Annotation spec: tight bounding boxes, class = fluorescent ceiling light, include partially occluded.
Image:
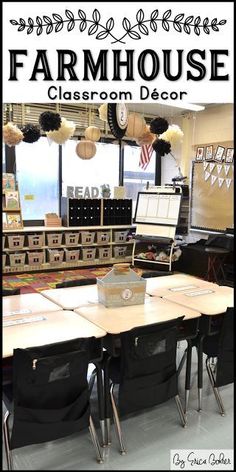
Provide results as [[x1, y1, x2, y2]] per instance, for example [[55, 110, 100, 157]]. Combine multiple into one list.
[[157, 101, 205, 112]]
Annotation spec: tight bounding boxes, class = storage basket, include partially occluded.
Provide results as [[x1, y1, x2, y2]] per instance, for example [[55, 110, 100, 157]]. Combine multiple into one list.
[[28, 234, 44, 248], [82, 248, 96, 261], [97, 231, 110, 244], [81, 231, 95, 245], [97, 263, 146, 307], [64, 248, 80, 262], [114, 230, 128, 243], [98, 247, 112, 260], [47, 233, 63, 247], [8, 234, 25, 249], [47, 248, 64, 264], [9, 252, 26, 267], [65, 232, 80, 246], [3, 254, 7, 268], [114, 246, 127, 258], [27, 251, 44, 266]]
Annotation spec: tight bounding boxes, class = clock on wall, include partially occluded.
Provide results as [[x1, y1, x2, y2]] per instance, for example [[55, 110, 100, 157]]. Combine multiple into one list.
[[107, 103, 128, 139]]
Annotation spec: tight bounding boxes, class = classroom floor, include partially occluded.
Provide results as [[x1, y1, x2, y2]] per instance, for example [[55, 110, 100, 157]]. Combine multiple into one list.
[[2, 343, 233, 470]]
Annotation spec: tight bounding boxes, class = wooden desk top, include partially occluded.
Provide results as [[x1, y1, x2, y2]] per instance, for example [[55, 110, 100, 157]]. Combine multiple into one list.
[[41, 285, 99, 310], [3, 310, 106, 358], [75, 297, 201, 335], [3, 293, 62, 317], [146, 273, 217, 297], [163, 286, 234, 316]]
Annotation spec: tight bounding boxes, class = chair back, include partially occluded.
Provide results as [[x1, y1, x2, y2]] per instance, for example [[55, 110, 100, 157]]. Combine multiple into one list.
[[3, 288, 21, 296], [10, 337, 92, 449], [216, 307, 234, 387], [142, 271, 173, 278], [118, 317, 184, 414], [56, 278, 96, 288]]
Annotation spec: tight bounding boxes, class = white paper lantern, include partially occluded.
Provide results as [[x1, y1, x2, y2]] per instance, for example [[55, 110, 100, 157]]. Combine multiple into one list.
[[76, 140, 96, 160]]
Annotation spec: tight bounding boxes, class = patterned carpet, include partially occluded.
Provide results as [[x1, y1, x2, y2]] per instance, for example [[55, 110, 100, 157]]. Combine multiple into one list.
[[2, 266, 143, 293]]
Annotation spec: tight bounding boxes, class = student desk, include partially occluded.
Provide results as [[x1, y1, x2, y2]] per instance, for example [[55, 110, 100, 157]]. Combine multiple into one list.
[[3, 292, 62, 317], [145, 273, 217, 298], [41, 285, 99, 310], [75, 297, 201, 438], [163, 286, 234, 411]]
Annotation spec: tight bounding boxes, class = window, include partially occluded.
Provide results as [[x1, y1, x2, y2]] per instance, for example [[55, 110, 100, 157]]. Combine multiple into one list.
[[123, 144, 156, 215], [15, 138, 59, 221], [62, 141, 119, 198]]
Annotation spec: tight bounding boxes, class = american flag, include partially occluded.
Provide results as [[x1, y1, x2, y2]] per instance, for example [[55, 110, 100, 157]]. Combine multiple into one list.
[[139, 144, 154, 170]]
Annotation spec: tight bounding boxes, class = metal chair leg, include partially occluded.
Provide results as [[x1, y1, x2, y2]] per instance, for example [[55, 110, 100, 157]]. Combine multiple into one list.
[[110, 384, 126, 455], [206, 358, 225, 416], [175, 395, 187, 428], [177, 348, 187, 376], [88, 368, 97, 395], [3, 410, 13, 470], [88, 416, 104, 464]]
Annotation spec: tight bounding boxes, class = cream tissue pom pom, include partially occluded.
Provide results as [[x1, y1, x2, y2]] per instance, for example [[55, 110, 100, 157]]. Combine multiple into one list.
[[47, 117, 75, 144], [3, 122, 23, 146], [159, 125, 184, 146]]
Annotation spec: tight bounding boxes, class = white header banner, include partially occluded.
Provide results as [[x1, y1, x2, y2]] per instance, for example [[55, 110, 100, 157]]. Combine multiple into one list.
[[2, 2, 234, 103]]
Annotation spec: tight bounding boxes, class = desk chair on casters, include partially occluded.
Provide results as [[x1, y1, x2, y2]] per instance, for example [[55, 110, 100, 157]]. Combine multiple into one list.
[[2, 338, 104, 470], [56, 278, 97, 288], [103, 317, 186, 454], [202, 307, 234, 416]]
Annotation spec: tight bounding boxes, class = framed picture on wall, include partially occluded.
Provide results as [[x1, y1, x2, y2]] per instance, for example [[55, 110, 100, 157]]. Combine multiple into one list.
[[225, 148, 234, 163], [205, 145, 213, 161], [195, 147, 204, 161], [214, 145, 225, 162]]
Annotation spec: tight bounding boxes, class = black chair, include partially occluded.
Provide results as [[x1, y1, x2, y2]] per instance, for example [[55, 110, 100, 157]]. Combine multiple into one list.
[[104, 317, 186, 453], [3, 288, 21, 296], [56, 278, 97, 288], [202, 307, 234, 416], [142, 271, 173, 279], [2, 338, 104, 469]]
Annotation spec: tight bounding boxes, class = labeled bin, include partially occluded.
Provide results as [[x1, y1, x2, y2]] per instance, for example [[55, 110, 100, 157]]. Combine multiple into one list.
[[81, 231, 95, 245], [64, 248, 80, 262], [97, 231, 110, 244], [98, 247, 112, 260], [28, 234, 44, 248], [27, 251, 44, 266], [47, 248, 64, 264], [65, 232, 80, 246], [114, 230, 128, 243], [97, 263, 146, 307], [47, 233, 63, 247], [8, 234, 25, 249], [82, 247, 96, 261], [9, 252, 26, 267], [114, 246, 127, 258]]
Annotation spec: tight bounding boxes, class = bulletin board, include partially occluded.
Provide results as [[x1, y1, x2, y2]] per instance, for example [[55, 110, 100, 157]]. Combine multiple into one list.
[[190, 162, 234, 232]]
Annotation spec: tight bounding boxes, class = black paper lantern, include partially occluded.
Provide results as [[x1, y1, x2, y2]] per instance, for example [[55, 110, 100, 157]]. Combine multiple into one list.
[[150, 117, 169, 135], [22, 124, 41, 143], [152, 138, 171, 156], [39, 111, 61, 132]]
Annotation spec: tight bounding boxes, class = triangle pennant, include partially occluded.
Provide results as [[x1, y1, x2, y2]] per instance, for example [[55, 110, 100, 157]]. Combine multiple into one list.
[[211, 174, 217, 186], [224, 164, 230, 176], [226, 178, 232, 189], [218, 177, 224, 188], [203, 162, 209, 171], [209, 163, 215, 173], [216, 164, 222, 174], [204, 171, 211, 181]]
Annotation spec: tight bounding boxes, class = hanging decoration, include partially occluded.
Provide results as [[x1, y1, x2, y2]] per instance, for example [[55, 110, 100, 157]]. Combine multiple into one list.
[[85, 126, 101, 142], [204, 171, 211, 181], [136, 125, 155, 146], [125, 112, 146, 139], [209, 163, 215, 173], [3, 122, 23, 146], [152, 138, 171, 156], [98, 104, 108, 122], [76, 140, 96, 160], [216, 164, 222, 174], [22, 124, 41, 143], [224, 164, 230, 176], [203, 162, 209, 171], [159, 124, 184, 145], [47, 117, 75, 144], [107, 103, 128, 139], [225, 178, 232, 189], [150, 117, 169, 135], [210, 174, 217, 186], [39, 111, 62, 132], [218, 177, 224, 188]]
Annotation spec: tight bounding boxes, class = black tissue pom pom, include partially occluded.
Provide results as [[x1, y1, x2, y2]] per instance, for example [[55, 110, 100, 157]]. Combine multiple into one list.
[[22, 124, 41, 143], [39, 111, 61, 132], [150, 117, 169, 135], [152, 139, 171, 156]]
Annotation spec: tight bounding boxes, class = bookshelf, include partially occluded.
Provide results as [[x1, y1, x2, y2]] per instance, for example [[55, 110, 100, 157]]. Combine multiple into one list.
[[2, 173, 23, 230]]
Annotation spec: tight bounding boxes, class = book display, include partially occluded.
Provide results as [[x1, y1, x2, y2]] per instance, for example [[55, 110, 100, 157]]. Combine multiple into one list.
[[2, 176, 23, 229]]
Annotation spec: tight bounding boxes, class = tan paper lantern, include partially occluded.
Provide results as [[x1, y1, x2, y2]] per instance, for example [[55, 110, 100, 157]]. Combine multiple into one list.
[[98, 104, 108, 122], [76, 140, 96, 160], [136, 125, 155, 146], [85, 126, 101, 142], [125, 113, 146, 139]]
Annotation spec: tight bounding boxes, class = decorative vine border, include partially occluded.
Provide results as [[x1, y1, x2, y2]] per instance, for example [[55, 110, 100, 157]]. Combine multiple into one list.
[[10, 8, 227, 43]]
